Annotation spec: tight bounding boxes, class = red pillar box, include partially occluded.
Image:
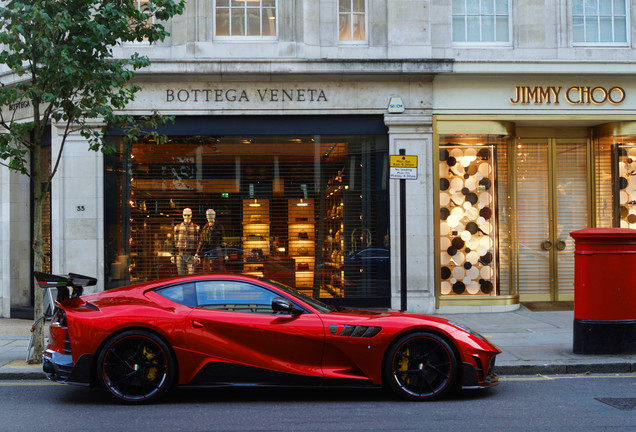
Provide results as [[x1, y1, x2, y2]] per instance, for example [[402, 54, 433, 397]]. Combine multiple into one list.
[[570, 228, 636, 354]]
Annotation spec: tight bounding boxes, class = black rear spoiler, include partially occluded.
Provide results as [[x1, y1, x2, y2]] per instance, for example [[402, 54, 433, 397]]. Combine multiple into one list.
[[34, 271, 97, 301]]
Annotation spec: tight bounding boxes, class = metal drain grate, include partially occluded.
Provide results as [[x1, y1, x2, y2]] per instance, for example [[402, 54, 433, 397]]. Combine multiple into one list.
[[595, 398, 636, 411]]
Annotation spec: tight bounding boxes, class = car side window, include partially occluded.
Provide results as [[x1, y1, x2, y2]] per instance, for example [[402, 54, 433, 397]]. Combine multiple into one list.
[[155, 282, 197, 307], [195, 281, 279, 314]]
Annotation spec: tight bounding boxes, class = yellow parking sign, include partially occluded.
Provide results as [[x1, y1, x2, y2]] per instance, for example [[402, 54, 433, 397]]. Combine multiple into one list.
[[390, 155, 418, 179], [390, 155, 418, 168]]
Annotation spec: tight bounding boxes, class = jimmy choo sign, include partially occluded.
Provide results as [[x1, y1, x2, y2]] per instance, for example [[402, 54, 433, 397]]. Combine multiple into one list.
[[165, 87, 329, 103], [510, 86, 625, 106]]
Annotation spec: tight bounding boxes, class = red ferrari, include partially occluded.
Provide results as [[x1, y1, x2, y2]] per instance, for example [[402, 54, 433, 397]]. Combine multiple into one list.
[[37, 272, 500, 404]]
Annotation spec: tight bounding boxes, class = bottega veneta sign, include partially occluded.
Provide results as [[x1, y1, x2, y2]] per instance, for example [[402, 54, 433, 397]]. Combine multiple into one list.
[[8, 100, 31, 111], [510, 86, 625, 105], [165, 87, 328, 103]]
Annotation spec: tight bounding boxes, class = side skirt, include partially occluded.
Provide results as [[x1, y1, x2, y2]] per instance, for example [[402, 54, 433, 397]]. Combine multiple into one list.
[[188, 362, 375, 388]]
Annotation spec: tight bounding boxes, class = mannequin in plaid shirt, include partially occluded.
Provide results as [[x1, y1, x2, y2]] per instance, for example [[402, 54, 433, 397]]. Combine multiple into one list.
[[171, 208, 199, 275]]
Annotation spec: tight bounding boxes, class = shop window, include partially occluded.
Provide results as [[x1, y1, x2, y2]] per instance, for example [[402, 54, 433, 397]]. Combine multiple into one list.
[[215, 0, 277, 38], [452, 0, 510, 43], [572, 0, 628, 45], [104, 134, 389, 306], [613, 140, 636, 228], [339, 0, 367, 42], [438, 135, 511, 297], [594, 136, 614, 227]]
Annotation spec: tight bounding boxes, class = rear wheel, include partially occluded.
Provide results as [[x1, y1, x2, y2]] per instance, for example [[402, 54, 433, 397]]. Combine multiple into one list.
[[97, 329, 175, 404], [383, 331, 458, 401]]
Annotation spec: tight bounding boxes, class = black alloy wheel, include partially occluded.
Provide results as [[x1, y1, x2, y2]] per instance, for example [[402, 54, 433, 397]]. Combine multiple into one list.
[[97, 329, 176, 404], [383, 331, 458, 401]]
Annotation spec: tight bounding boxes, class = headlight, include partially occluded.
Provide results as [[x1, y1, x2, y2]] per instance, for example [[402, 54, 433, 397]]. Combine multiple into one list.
[[448, 320, 486, 340]]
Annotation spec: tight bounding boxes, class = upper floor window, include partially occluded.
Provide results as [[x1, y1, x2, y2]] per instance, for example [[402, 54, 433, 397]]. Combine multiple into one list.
[[452, 0, 510, 44], [131, 0, 154, 31], [215, 0, 277, 38], [572, 0, 628, 44], [339, 0, 367, 42]]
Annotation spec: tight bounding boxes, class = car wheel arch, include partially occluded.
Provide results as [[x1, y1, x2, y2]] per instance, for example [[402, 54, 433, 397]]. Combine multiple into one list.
[[93, 327, 180, 391], [381, 328, 463, 397], [382, 327, 462, 367]]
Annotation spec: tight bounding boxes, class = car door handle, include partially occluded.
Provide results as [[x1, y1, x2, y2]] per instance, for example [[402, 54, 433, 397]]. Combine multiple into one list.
[[191, 320, 204, 328]]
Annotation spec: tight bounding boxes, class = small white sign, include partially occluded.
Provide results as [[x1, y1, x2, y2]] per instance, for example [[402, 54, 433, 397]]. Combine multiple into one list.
[[390, 167, 418, 180]]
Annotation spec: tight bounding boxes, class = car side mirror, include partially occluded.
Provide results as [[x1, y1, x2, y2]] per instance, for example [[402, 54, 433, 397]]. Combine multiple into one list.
[[272, 296, 302, 315]]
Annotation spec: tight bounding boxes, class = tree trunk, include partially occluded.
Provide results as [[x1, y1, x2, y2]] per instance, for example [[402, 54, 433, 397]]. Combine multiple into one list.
[[27, 140, 45, 364]]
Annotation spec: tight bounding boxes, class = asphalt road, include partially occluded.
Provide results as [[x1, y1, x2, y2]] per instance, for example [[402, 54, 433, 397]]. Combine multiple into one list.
[[0, 374, 635, 431]]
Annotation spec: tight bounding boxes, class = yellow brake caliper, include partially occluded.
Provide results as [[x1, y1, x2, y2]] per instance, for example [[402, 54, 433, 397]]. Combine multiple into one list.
[[398, 347, 410, 385], [143, 345, 159, 381]]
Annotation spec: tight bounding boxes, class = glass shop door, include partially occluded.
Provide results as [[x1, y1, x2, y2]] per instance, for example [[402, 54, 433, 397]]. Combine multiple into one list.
[[515, 138, 590, 302]]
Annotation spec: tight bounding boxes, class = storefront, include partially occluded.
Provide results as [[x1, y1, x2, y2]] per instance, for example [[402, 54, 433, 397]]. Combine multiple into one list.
[[433, 74, 636, 311], [104, 115, 391, 307], [8, 70, 636, 316], [95, 75, 443, 310]]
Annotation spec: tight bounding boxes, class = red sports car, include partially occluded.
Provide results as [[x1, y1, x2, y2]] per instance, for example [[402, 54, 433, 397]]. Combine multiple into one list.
[[38, 272, 500, 404]]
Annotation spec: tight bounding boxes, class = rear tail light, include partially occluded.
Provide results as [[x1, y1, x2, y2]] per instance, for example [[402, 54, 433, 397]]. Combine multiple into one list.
[[48, 309, 70, 354]]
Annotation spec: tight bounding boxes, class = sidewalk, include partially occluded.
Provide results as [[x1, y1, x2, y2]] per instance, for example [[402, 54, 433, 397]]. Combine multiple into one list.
[[1, 307, 635, 380], [0, 318, 39, 380], [446, 307, 636, 375]]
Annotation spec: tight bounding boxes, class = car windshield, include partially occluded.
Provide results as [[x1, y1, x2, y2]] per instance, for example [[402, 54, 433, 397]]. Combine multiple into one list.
[[257, 277, 340, 313]]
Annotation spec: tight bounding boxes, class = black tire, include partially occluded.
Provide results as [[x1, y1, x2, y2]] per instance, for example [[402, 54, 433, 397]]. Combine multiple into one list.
[[97, 329, 176, 404], [383, 331, 458, 401]]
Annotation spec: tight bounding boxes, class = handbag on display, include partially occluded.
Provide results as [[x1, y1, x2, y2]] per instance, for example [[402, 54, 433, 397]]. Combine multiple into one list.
[[298, 232, 309, 239], [297, 262, 310, 270]]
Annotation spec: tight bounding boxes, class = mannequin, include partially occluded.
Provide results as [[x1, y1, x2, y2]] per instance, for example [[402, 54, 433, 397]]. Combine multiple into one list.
[[196, 209, 225, 273], [171, 208, 199, 275]]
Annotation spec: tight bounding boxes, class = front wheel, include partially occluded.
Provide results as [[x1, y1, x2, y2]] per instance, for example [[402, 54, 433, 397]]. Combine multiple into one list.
[[97, 329, 176, 404], [383, 331, 458, 401]]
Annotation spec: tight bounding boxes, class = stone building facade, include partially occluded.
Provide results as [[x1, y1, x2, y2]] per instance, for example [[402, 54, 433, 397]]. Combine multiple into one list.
[[2, 1, 636, 317]]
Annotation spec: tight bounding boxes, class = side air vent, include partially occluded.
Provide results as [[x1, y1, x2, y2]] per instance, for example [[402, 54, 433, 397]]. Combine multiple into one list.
[[329, 325, 381, 338]]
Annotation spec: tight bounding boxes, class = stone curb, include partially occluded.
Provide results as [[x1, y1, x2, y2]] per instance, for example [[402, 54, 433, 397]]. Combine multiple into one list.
[[496, 362, 636, 376], [0, 368, 45, 380], [1, 363, 635, 381]]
